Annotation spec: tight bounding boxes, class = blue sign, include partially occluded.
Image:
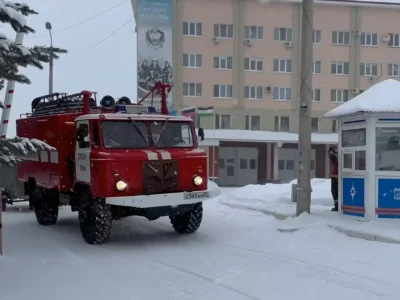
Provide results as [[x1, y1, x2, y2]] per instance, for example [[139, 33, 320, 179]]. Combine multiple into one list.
[[377, 178, 400, 209], [342, 177, 365, 207]]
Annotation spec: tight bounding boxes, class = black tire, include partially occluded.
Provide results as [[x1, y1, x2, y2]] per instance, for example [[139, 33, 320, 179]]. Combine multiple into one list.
[[78, 196, 112, 244], [170, 203, 203, 234], [33, 188, 59, 225]]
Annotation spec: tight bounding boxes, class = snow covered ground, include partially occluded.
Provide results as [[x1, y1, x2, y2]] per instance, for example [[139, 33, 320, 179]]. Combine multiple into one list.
[[2, 182, 400, 300]]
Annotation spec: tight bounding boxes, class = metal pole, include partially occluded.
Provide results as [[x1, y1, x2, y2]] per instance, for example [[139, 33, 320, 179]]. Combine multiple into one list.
[[296, 0, 314, 216], [0, 31, 25, 139], [49, 30, 53, 94]]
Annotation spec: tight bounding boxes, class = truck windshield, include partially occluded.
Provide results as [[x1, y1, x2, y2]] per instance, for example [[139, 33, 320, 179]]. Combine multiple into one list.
[[150, 121, 194, 148], [101, 121, 149, 149]]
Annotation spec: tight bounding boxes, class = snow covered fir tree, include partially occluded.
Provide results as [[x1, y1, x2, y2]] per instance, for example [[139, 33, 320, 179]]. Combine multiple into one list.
[[0, 1, 66, 164]]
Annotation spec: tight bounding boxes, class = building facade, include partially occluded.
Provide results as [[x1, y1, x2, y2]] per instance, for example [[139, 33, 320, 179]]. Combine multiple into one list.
[[171, 0, 400, 133], [132, 0, 400, 185]]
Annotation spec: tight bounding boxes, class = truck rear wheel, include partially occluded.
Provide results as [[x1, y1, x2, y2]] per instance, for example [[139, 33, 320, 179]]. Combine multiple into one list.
[[170, 203, 203, 234], [33, 188, 59, 225], [78, 197, 112, 244]]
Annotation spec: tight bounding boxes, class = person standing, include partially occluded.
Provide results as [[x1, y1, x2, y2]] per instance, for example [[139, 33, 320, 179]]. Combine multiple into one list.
[[328, 146, 339, 212]]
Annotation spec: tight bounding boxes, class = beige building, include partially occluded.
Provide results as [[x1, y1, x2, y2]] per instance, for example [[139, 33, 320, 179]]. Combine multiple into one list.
[[163, 0, 400, 133], [132, 0, 400, 185]]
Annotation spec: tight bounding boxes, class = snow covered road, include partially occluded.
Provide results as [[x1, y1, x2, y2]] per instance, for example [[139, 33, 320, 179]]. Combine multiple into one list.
[[2, 190, 400, 300]]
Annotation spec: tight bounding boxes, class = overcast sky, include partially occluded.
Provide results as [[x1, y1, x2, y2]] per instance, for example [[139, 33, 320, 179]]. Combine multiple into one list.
[[1, 0, 137, 136]]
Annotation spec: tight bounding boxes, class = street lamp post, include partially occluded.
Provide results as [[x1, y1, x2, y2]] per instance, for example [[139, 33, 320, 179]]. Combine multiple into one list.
[[45, 21, 53, 94]]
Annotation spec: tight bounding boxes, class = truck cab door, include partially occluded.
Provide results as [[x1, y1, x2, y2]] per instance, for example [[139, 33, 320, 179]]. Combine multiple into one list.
[[75, 120, 91, 183]]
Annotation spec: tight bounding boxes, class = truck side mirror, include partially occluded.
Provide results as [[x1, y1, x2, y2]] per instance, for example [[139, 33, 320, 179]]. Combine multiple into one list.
[[198, 128, 204, 141], [76, 125, 88, 143]]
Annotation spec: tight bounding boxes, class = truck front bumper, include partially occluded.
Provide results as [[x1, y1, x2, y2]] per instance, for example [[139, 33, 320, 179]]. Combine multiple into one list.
[[105, 187, 221, 208]]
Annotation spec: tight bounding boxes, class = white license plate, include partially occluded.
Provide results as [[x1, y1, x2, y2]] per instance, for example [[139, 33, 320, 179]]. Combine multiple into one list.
[[183, 191, 210, 200]]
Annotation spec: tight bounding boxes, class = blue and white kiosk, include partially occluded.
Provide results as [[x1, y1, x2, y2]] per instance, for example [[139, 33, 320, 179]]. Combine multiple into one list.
[[325, 79, 400, 221]]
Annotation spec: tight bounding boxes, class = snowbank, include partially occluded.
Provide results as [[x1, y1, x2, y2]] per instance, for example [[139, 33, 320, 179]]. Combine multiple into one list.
[[220, 178, 333, 215]]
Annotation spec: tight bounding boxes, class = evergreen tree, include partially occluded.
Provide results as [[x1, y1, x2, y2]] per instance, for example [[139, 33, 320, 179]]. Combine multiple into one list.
[[0, 1, 67, 89], [0, 1, 65, 163], [0, 137, 55, 166]]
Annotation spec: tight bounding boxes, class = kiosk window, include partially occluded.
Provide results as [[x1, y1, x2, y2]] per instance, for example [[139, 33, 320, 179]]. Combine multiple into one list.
[[342, 153, 352, 169], [355, 150, 366, 170], [376, 127, 400, 171], [342, 128, 366, 147]]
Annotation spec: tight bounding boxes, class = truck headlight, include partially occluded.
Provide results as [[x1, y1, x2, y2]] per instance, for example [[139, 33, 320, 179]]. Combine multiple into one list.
[[116, 180, 127, 191], [193, 175, 203, 186]]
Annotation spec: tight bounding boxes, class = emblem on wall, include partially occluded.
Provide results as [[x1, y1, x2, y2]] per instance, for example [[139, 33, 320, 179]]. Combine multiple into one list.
[[145, 28, 165, 50]]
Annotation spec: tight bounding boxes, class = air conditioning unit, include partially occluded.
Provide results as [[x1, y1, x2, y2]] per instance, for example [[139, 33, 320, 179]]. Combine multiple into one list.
[[244, 39, 252, 45], [353, 30, 361, 36], [368, 76, 376, 81], [382, 34, 391, 43], [212, 37, 220, 44], [351, 88, 359, 94], [265, 86, 272, 92], [284, 41, 292, 48]]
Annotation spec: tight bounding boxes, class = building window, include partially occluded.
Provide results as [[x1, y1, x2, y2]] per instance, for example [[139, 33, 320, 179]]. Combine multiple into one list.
[[244, 86, 263, 100], [311, 118, 319, 132], [183, 22, 202, 37], [389, 33, 400, 47], [245, 115, 261, 131], [214, 56, 233, 70], [331, 61, 349, 75], [215, 114, 231, 129], [183, 53, 202, 68], [313, 61, 321, 74], [332, 31, 350, 45], [244, 57, 263, 71], [273, 87, 291, 101], [360, 63, 378, 76], [274, 27, 293, 42], [388, 63, 400, 77], [214, 24, 234, 38], [331, 120, 338, 133], [245, 26, 263, 40], [312, 89, 321, 102], [275, 116, 290, 132], [313, 30, 321, 43], [331, 89, 349, 103], [213, 84, 233, 98], [361, 33, 378, 46], [273, 59, 292, 73], [183, 83, 202, 97]]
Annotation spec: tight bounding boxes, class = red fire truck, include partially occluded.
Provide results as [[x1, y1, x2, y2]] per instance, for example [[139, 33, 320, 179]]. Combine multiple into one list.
[[16, 82, 220, 244]]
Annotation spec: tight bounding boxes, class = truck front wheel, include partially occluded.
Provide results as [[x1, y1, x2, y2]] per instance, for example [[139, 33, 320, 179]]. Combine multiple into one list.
[[78, 197, 112, 244], [170, 203, 203, 234], [34, 188, 59, 225]]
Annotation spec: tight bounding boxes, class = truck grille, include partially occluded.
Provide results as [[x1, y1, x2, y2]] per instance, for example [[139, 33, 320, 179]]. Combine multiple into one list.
[[142, 160, 179, 195]]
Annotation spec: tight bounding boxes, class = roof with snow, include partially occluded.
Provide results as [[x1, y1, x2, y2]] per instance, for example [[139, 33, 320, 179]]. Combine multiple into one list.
[[324, 79, 400, 119], [199, 129, 338, 145]]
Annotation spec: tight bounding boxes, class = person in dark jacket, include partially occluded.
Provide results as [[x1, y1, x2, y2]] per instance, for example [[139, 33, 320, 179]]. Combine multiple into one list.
[[328, 146, 339, 211]]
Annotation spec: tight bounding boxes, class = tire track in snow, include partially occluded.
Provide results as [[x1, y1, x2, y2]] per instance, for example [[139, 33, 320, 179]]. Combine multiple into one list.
[[192, 234, 400, 298], [140, 256, 263, 300]]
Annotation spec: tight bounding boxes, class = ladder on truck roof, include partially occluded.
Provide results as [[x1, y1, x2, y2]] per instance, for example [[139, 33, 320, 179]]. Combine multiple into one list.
[[29, 92, 98, 117]]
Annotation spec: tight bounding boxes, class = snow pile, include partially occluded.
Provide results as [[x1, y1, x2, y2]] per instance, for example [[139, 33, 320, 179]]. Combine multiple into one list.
[[220, 178, 333, 215], [0, 136, 55, 166], [325, 79, 400, 118]]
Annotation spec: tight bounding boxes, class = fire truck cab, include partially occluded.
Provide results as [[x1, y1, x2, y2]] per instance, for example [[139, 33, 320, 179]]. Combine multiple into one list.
[[16, 87, 220, 244]]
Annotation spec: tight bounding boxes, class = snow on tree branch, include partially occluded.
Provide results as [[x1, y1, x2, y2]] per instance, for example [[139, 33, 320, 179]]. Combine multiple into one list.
[[0, 136, 56, 166], [0, 1, 67, 90]]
